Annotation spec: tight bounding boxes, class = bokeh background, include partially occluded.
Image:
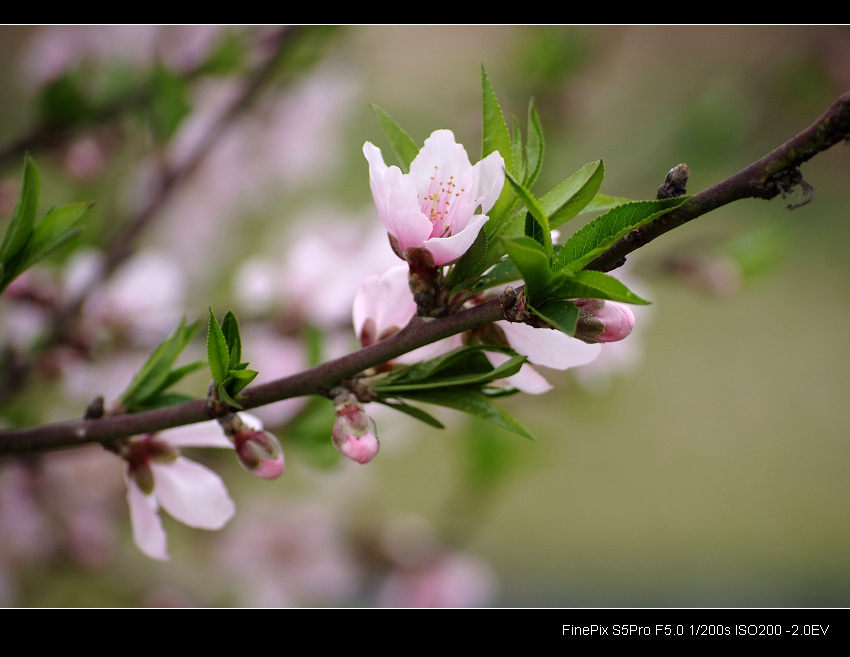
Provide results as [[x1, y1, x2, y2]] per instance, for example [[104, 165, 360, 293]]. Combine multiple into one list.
[[0, 25, 849, 606]]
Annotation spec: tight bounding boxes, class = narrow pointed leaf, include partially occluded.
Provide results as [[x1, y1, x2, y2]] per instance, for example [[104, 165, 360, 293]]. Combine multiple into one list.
[[556, 197, 688, 271], [524, 101, 544, 188], [502, 236, 552, 301], [511, 115, 525, 183], [373, 354, 527, 392], [530, 298, 579, 335], [220, 310, 241, 369], [0, 155, 40, 264], [378, 399, 446, 429], [505, 170, 551, 259], [396, 388, 536, 440], [207, 309, 230, 385], [542, 160, 605, 229], [549, 269, 650, 304], [371, 104, 419, 173]]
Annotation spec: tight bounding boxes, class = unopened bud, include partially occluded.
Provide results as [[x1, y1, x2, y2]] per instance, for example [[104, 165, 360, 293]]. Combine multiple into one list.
[[233, 429, 285, 480], [332, 403, 380, 464], [573, 299, 635, 344]]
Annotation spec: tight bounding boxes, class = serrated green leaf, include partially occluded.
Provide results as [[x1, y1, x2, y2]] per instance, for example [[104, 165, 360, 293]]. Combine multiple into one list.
[[524, 101, 544, 188], [502, 236, 552, 301], [134, 392, 198, 412], [377, 399, 445, 429], [580, 193, 635, 215], [505, 170, 551, 259], [542, 160, 605, 229], [371, 104, 419, 173], [226, 368, 258, 397], [7, 202, 91, 278], [511, 115, 525, 183], [530, 298, 579, 335], [556, 197, 688, 271], [549, 269, 650, 304], [120, 319, 199, 409], [0, 156, 40, 265], [215, 383, 243, 410], [373, 354, 526, 392], [220, 310, 241, 369], [160, 360, 205, 391], [207, 309, 230, 385], [383, 344, 517, 386], [481, 66, 513, 172], [395, 388, 535, 440]]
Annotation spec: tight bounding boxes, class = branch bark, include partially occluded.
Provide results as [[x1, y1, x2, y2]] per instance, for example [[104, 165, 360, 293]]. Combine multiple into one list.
[[584, 91, 850, 273]]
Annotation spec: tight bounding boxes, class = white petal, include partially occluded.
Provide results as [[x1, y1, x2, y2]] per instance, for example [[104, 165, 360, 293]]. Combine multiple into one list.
[[485, 351, 553, 395], [151, 457, 235, 530], [500, 321, 601, 370], [159, 420, 233, 449], [125, 474, 169, 561], [470, 150, 506, 214]]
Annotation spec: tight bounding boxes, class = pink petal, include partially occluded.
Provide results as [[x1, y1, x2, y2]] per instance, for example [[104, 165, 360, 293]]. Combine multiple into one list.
[[125, 474, 169, 561], [151, 457, 235, 530]]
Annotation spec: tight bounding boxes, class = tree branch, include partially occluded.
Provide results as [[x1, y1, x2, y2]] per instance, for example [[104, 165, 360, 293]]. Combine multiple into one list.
[[585, 91, 850, 273], [3, 91, 849, 457], [0, 297, 504, 455]]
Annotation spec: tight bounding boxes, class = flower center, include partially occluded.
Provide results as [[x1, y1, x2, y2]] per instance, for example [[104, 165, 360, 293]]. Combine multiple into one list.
[[421, 165, 465, 238]]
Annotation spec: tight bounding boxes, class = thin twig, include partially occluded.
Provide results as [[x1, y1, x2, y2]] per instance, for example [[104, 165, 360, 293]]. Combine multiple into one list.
[[584, 91, 850, 273]]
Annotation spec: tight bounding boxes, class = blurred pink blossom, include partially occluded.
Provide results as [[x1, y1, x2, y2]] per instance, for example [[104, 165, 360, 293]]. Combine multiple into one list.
[[364, 130, 504, 266]]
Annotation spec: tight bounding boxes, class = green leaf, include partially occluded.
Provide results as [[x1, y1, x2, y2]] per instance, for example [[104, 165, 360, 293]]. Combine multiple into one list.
[[377, 399, 445, 429], [580, 193, 635, 215], [371, 104, 419, 173], [220, 310, 241, 369], [149, 64, 191, 140], [215, 383, 243, 410], [394, 388, 535, 440], [542, 160, 605, 229], [530, 298, 579, 335], [502, 236, 552, 301], [511, 115, 525, 183], [225, 368, 258, 397], [0, 156, 40, 264], [120, 319, 199, 410], [524, 101, 544, 188], [556, 197, 688, 271], [382, 344, 517, 386], [160, 361, 205, 391], [9, 202, 91, 275], [373, 354, 526, 392], [505, 170, 551, 259], [481, 66, 513, 172], [549, 269, 650, 304], [207, 309, 230, 385]]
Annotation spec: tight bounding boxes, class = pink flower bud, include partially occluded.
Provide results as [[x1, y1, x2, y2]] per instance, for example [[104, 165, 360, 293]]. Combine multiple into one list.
[[573, 299, 636, 344], [332, 405, 380, 464], [594, 301, 636, 342], [233, 429, 285, 480]]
